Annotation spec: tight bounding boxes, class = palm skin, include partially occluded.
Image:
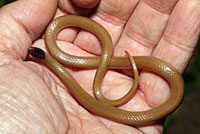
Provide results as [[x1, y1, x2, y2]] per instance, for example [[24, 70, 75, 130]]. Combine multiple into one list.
[[0, 0, 199, 134]]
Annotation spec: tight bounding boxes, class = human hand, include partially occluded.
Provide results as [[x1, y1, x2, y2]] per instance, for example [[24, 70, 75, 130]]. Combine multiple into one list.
[[0, 0, 199, 134]]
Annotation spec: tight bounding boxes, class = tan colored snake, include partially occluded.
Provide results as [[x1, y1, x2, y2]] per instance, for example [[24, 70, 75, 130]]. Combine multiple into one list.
[[28, 15, 184, 125]]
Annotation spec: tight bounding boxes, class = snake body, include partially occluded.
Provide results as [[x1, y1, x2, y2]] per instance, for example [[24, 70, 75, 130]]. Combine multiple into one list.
[[28, 15, 184, 125]]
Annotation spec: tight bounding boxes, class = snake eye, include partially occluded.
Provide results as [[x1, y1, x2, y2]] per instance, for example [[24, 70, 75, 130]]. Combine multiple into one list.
[[28, 47, 45, 60]]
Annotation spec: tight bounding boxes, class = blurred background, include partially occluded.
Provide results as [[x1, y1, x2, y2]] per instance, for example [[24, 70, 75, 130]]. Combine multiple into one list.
[[1, 0, 200, 134]]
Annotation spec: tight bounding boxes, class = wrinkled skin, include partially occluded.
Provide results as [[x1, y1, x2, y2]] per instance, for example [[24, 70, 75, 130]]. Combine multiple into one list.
[[0, 0, 199, 134]]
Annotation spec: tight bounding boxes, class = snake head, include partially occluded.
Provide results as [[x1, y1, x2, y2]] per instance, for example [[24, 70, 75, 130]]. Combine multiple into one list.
[[28, 47, 45, 60]]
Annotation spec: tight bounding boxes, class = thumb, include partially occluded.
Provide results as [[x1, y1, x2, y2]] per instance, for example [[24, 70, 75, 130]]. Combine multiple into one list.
[[0, 0, 57, 61]]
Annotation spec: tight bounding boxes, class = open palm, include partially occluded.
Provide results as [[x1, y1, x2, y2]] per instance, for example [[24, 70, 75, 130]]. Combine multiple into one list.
[[0, 0, 199, 134]]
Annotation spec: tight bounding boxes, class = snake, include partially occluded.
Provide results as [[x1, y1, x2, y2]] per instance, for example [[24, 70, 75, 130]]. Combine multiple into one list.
[[28, 15, 184, 125]]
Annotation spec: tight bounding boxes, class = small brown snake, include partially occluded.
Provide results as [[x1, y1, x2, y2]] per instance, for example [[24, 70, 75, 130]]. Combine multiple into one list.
[[28, 15, 184, 125]]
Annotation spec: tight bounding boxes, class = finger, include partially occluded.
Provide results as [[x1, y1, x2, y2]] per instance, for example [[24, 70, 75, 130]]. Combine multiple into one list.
[[58, 0, 92, 15], [114, 0, 179, 56], [153, 0, 200, 71], [74, 0, 139, 55], [0, 0, 57, 60], [140, 0, 200, 108], [71, 0, 100, 8]]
